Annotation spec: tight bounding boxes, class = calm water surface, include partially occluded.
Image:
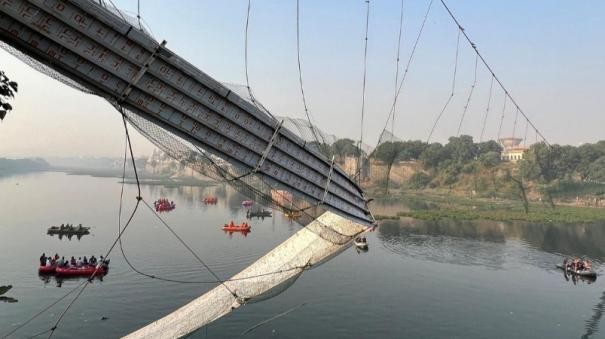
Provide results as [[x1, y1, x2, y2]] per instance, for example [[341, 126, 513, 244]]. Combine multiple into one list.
[[1, 172, 605, 338]]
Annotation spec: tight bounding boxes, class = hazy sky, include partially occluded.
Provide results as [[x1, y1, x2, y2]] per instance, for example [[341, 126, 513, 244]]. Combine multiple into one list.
[[1, 0, 604, 157]]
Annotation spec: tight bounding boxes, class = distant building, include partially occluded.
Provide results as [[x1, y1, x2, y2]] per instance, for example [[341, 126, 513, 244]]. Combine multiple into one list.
[[499, 138, 527, 162]]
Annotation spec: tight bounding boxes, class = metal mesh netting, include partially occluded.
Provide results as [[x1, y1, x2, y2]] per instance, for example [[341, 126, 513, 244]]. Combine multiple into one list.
[[377, 129, 403, 146], [119, 104, 356, 246], [0, 41, 95, 95], [0, 14, 360, 246], [222, 83, 337, 155]]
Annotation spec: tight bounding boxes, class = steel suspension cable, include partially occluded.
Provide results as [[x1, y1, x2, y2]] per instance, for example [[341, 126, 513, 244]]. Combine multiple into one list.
[[438, 0, 549, 145], [296, 0, 326, 147], [357, 0, 370, 183], [426, 29, 460, 142], [378, 0, 434, 146], [46, 113, 142, 339], [497, 94, 507, 141], [479, 75, 494, 142], [456, 53, 479, 136], [390, 0, 405, 140], [512, 107, 519, 138]]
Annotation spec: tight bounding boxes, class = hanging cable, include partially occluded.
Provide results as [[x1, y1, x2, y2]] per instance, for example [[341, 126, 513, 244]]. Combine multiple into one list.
[[523, 118, 529, 147], [378, 0, 433, 146], [357, 0, 370, 183], [0, 281, 87, 338], [426, 29, 460, 142], [511, 107, 519, 138], [46, 112, 142, 339], [456, 53, 479, 136], [242, 0, 276, 122], [497, 94, 507, 141], [296, 0, 327, 147], [479, 75, 494, 142], [390, 0, 405, 140], [136, 0, 142, 29], [438, 0, 549, 145]]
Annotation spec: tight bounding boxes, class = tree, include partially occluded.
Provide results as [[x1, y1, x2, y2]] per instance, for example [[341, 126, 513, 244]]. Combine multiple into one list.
[[444, 135, 477, 163], [478, 151, 501, 168], [476, 140, 502, 156], [577, 143, 604, 180], [332, 138, 357, 163], [588, 156, 605, 181], [372, 141, 403, 194], [398, 140, 428, 161], [0, 71, 18, 121], [419, 143, 447, 169]]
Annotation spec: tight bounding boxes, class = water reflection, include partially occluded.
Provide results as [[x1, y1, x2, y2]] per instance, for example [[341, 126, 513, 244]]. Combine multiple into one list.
[[379, 218, 605, 265], [38, 274, 105, 288], [583, 290, 605, 339], [378, 219, 507, 269], [47, 233, 87, 241], [0, 285, 17, 303]]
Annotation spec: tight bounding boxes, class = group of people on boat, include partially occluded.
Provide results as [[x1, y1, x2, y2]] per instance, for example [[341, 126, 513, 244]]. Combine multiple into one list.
[[222, 221, 251, 236], [203, 196, 218, 204], [154, 198, 176, 212], [39, 253, 108, 268], [563, 257, 592, 272], [48, 223, 89, 233]]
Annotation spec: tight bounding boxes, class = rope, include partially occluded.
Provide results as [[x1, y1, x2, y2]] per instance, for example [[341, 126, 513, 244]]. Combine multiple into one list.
[[1, 281, 87, 338], [241, 303, 306, 335], [426, 29, 460, 142], [296, 0, 327, 147], [140, 199, 237, 296], [479, 75, 494, 142], [438, 0, 549, 145], [46, 113, 142, 338], [390, 0, 405, 140], [456, 53, 479, 136], [243, 0, 276, 122], [378, 0, 433, 146], [357, 0, 370, 183]]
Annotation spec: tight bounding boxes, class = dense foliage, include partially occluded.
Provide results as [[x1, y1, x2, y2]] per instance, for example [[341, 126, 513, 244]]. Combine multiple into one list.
[[0, 71, 18, 121], [519, 141, 605, 183]]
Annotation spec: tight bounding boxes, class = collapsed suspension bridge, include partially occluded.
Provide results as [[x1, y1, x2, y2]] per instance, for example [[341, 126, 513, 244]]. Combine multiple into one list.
[[0, 0, 551, 338]]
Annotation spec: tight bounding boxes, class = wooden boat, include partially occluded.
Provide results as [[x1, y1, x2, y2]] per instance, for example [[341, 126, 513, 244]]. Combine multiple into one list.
[[47, 224, 90, 235], [241, 200, 254, 207], [556, 264, 597, 278], [247, 209, 272, 218]]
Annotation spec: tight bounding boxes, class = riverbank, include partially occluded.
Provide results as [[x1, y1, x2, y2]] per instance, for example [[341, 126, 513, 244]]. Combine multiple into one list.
[[63, 168, 215, 187], [372, 191, 605, 224]]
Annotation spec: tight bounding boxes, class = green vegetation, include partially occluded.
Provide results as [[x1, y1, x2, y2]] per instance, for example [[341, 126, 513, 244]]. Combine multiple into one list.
[[398, 204, 605, 224], [0, 70, 18, 121], [376, 192, 605, 224]]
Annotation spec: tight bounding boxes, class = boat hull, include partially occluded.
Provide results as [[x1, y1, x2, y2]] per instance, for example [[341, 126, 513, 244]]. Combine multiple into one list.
[[55, 265, 108, 277], [556, 264, 597, 278]]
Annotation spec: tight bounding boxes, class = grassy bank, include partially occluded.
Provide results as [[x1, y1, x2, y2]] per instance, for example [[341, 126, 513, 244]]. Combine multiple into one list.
[[373, 191, 605, 224]]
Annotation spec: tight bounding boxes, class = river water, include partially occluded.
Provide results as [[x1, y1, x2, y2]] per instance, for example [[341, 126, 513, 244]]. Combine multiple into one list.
[[1, 172, 604, 338]]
